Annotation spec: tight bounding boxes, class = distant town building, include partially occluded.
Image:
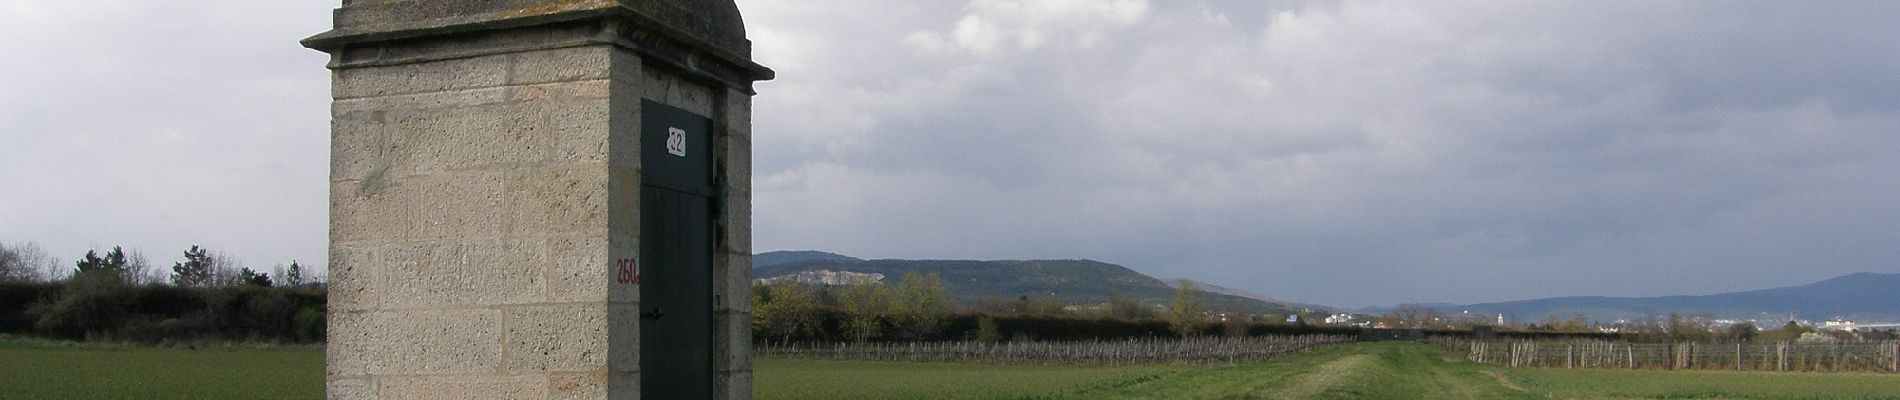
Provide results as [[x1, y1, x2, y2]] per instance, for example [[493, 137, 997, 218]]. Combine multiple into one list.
[[1822, 320, 1857, 331], [755, 269, 885, 286]]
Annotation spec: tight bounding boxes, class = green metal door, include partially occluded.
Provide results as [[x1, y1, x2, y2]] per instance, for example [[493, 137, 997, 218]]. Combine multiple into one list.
[[639, 99, 715, 400]]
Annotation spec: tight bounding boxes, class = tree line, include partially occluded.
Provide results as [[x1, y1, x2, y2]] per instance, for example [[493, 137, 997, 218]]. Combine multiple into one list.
[[1375, 303, 1895, 343], [0, 241, 319, 288], [0, 240, 325, 344], [753, 274, 1359, 343]]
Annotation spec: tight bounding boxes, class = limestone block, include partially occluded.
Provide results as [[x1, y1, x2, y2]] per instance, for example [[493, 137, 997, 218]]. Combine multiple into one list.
[[607, 50, 646, 89], [333, 87, 512, 115], [607, 371, 640, 400], [505, 304, 609, 373], [712, 252, 750, 312], [378, 103, 552, 176], [720, 127, 751, 197], [330, 309, 504, 376], [718, 193, 751, 258], [379, 239, 547, 309], [607, 304, 641, 372], [550, 99, 613, 163], [711, 310, 752, 373], [376, 375, 549, 400], [641, 69, 715, 117], [713, 371, 752, 400], [334, 55, 510, 99], [330, 172, 504, 246], [333, 92, 557, 181], [605, 168, 641, 240], [513, 46, 614, 85], [549, 370, 609, 400], [504, 163, 610, 236], [604, 230, 640, 305], [606, 74, 644, 169], [547, 234, 610, 303], [721, 88, 752, 130], [329, 112, 387, 184], [510, 80, 612, 103], [327, 310, 375, 377], [326, 245, 378, 312], [327, 378, 375, 400]]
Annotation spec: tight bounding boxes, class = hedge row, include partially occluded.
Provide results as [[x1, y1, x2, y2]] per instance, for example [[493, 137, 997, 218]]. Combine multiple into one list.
[[0, 278, 325, 344], [760, 308, 1367, 343]]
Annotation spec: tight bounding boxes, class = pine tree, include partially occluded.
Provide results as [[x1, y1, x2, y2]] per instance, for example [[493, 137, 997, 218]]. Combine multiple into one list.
[[74, 246, 129, 277], [284, 261, 304, 286], [239, 267, 272, 287], [171, 245, 214, 287]]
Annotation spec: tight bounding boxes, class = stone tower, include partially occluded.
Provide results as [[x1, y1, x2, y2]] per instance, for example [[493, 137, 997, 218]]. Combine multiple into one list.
[[303, 1, 770, 399]]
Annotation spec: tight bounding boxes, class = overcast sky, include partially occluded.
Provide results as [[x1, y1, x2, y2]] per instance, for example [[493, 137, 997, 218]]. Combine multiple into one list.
[[4, 1, 1898, 307]]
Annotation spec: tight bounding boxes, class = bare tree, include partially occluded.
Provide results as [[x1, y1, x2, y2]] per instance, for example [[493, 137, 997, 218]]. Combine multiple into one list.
[[0, 242, 59, 282], [891, 272, 951, 339], [1384, 304, 1443, 329], [760, 283, 821, 343], [1167, 280, 1209, 337], [122, 248, 159, 285], [0, 243, 26, 282], [209, 250, 246, 287], [271, 263, 288, 287], [43, 255, 66, 282], [837, 280, 893, 342]]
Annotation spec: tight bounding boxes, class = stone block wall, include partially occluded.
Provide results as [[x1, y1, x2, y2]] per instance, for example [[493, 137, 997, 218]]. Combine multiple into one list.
[[311, 2, 768, 398], [326, 40, 637, 399]]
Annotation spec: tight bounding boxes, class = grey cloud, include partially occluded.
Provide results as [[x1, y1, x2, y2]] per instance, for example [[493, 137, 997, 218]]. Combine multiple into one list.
[[3, 1, 1895, 308], [741, 0, 1900, 307], [0, 2, 333, 272]]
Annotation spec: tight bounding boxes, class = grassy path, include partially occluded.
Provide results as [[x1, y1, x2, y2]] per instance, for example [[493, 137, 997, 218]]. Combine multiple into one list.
[[1035, 342, 1537, 400], [1267, 354, 1370, 399], [759, 342, 1900, 400], [755, 357, 1178, 400]]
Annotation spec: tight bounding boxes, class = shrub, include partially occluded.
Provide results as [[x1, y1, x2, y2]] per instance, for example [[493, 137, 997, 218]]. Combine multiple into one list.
[[292, 306, 325, 342], [32, 273, 134, 339], [0, 281, 59, 333]]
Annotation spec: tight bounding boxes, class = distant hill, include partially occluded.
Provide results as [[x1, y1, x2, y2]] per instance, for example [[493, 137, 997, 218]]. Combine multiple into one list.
[[752, 253, 1317, 315], [1180, 279, 1335, 313], [755, 250, 860, 268], [1404, 272, 1900, 322]]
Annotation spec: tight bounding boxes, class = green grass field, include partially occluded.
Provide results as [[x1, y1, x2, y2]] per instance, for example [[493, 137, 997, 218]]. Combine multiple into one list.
[[3, 340, 1896, 399], [756, 358, 1178, 400], [1506, 368, 1900, 400], [0, 340, 323, 400]]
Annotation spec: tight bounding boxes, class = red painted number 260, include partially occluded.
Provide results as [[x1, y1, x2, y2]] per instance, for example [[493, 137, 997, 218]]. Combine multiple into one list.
[[616, 258, 640, 285]]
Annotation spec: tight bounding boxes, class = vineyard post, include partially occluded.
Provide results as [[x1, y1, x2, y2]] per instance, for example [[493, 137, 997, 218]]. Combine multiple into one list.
[[1666, 343, 1675, 370]]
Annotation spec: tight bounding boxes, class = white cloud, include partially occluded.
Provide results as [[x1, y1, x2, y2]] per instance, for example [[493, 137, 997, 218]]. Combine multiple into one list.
[[921, 0, 1153, 56]]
